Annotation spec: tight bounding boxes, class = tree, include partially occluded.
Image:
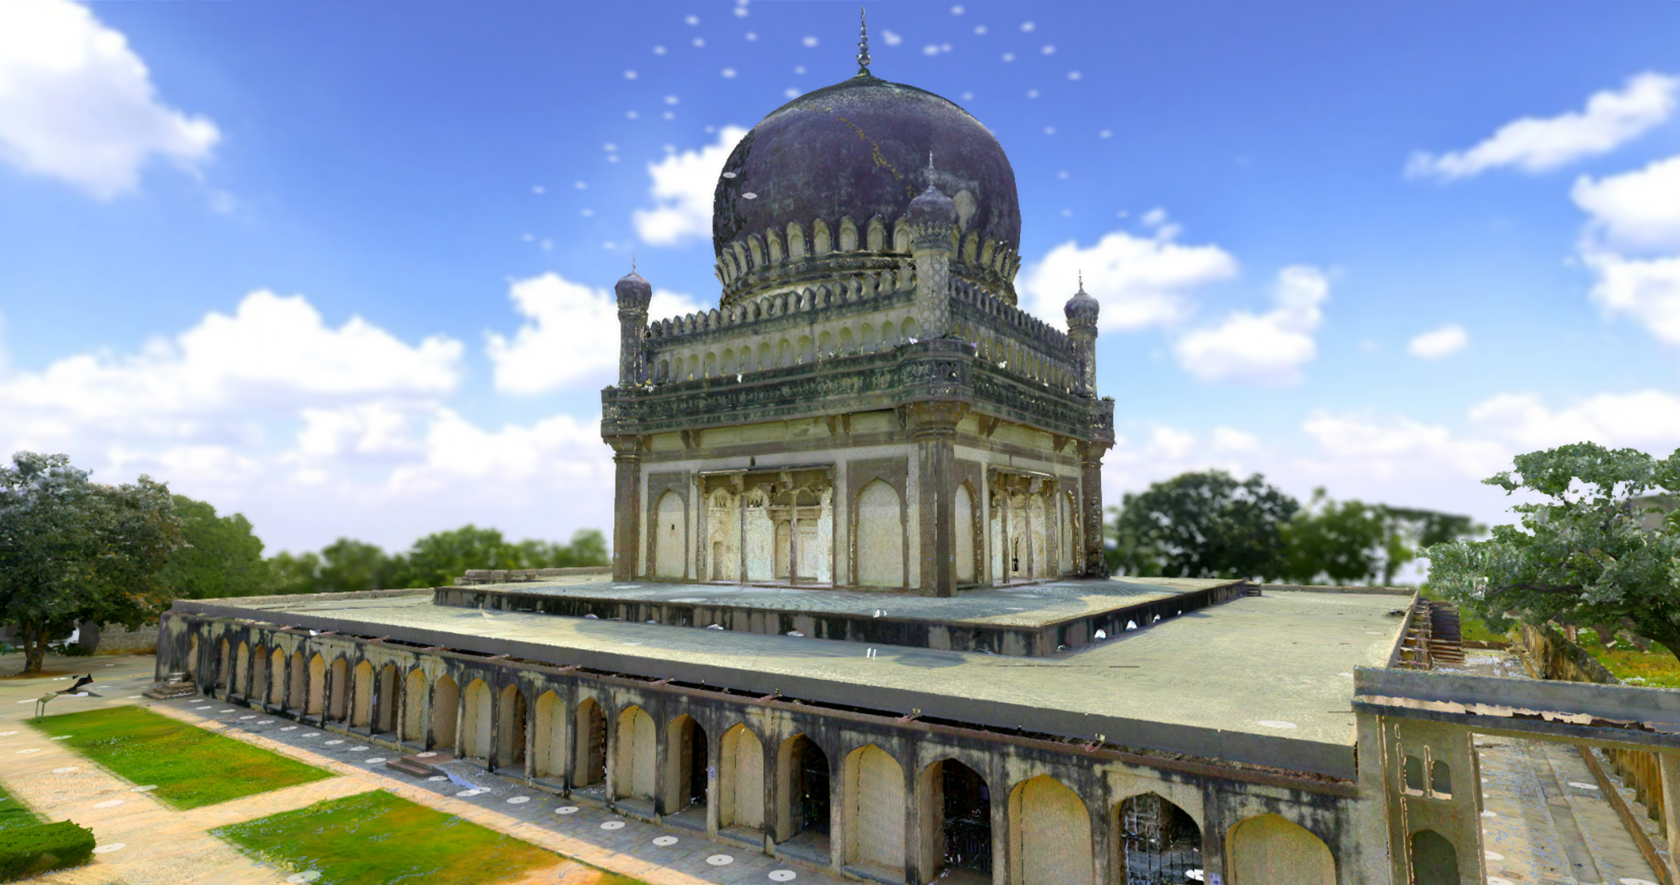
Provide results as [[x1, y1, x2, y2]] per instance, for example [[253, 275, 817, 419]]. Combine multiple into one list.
[[268, 550, 324, 595], [1282, 489, 1390, 584], [388, 525, 520, 589], [1110, 470, 1300, 580], [0, 452, 184, 673], [515, 529, 610, 569], [319, 538, 400, 594], [1426, 442, 1680, 664], [156, 495, 269, 599], [1380, 507, 1482, 585]]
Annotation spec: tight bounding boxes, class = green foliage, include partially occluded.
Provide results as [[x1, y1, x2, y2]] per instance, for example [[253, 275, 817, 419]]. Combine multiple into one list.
[[266, 527, 609, 594], [1110, 470, 1300, 580], [1281, 491, 1482, 585], [1426, 441, 1680, 664], [214, 790, 570, 885], [157, 495, 269, 599], [0, 452, 184, 672], [0, 784, 43, 833], [32, 706, 332, 809], [0, 820, 96, 881]]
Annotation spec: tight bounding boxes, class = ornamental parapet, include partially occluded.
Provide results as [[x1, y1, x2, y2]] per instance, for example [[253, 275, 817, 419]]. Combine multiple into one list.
[[712, 213, 1021, 308]]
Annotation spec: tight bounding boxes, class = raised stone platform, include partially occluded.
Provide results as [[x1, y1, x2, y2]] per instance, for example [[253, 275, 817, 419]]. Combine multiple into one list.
[[431, 576, 1250, 656]]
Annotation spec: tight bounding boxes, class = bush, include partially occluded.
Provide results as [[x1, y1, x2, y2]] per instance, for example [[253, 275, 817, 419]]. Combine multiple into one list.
[[0, 820, 96, 881]]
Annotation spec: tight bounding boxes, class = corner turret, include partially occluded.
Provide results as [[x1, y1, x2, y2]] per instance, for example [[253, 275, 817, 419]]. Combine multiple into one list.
[[1064, 276, 1099, 397], [615, 270, 652, 386]]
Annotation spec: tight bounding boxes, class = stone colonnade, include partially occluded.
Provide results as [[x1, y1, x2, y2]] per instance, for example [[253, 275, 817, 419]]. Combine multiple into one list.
[[178, 619, 1361, 885]]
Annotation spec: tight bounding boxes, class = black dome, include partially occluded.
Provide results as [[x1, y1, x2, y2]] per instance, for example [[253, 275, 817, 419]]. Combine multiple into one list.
[[712, 73, 1020, 257]]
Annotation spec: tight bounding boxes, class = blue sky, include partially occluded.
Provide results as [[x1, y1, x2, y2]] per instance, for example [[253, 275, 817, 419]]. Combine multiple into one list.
[[3, 0, 1680, 558]]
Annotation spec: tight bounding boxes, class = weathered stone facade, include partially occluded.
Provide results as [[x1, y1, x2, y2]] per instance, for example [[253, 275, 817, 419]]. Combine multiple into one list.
[[602, 75, 1113, 596]]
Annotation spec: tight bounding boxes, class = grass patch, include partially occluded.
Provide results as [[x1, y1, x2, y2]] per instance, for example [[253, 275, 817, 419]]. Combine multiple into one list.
[[1417, 586, 1511, 645], [30, 706, 331, 810], [214, 790, 578, 885], [0, 783, 42, 833], [1570, 631, 1680, 689]]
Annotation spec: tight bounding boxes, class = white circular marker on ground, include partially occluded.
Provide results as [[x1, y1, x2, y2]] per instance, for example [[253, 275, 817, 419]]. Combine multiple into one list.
[[427, 776, 448, 782], [365, 758, 386, 764], [1257, 720, 1297, 729], [506, 796, 530, 804], [15, 749, 38, 754], [1481, 810, 1497, 818], [12, 700, 32, 705], [652, 836, 678, 847], [92, 843, 126, 854], [348, 746, 368, 752], [287, 872, 323, 884], [417, 751, 437, 757], [1567, 781, 1599, 790], [53, 767, 78, 774], [706, 854, 734, 866], [94, 799, 123, 808], [0, 732, 15, 737], [240, 715, 258, 720], [132, 785, 157, 792], [324, 740, 343, 745], [557, 806, 579, 814], [456, 789, 487, 798], [281, 726, 297, 731], [1484, 851, 1503, 861], [600, 821, 625, 830], [125, 695, 143, 699], [769, 870, 797, 881]]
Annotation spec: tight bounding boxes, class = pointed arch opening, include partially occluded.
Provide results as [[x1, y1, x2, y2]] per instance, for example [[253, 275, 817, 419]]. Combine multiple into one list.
[[1408, 828, 1460, 885], [461, 678, 492, 762], [288, 650, 305, 710], [1227, 814, 1334, 885], [575, 697, 607, 790], [665, 714, 709, 818], [497, 684, 527, 770], [328, 657, 349, 721], [844, 745, 906, 873], [431, 674, 459, 751], [777, 734, 830, 848], [655, 490, 686, 579], [307, 654, 326, 715], [533, 691, 565, 779], [719, 724, 765, 833], [614, 705, 657, 806], [1115, 793, 1201, 885], [920, 758, 991, 880], [1008, 775, 1091, 885], [856, 480, 904, 588], [956, 483, 977, 584], [352, 660, 374, 728], [403, 668, 427, 746], [269, 648, 287, 707]]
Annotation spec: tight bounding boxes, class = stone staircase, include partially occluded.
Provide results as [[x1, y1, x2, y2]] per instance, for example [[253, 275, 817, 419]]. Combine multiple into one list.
[[385, 749, 454, 779], [1397, 600, 1466, 669]]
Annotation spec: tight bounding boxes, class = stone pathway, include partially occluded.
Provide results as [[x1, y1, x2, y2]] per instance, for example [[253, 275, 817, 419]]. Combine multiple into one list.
[[0, 652, 849, 885], [1443, 651, 1664, 885]]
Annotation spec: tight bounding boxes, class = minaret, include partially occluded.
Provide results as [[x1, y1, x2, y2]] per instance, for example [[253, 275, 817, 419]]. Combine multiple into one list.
[[1064, 273, 1099, 397], [615, 265, 652, 386], [907, 154, 956, 338], [856, 6, 872, 76]]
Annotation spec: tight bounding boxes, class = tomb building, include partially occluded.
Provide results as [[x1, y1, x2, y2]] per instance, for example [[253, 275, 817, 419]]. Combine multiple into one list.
[[150, 21, 1680, 885], [601, 50, 1112, 596]]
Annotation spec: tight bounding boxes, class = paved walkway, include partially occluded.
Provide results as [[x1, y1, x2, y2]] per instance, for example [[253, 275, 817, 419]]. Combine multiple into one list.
[[1441, 651, 1664, 885], [0, 652, 852, 885]]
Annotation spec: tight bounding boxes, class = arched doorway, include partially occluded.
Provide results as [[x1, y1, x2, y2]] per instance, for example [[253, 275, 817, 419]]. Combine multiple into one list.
[[1409, 829, 1460, 885], [403, 669, 427, 746], [461, 679, 492, 762], [665, 715, 708, 816], [921, 758, 991, 879], [845, 744, 905, 873], [497, 684, 527, 771], [186, 634, 200, 683], [779, 734, 831, 843], [856, 480, 903, 588], [956, 484, 976, 584], [352, 660, 374, 727], [533, 691, 565, 779], [234, 643, 250, 697], [431, 675, 459, 750], [1008, 775, 1091, 885], [328, 657, 349, 720], [1227, 814, 1334, 885], [1116, 793, 1201, 884], [374, 663, 398, 734], [307, 655, 325, 715], [249, 645, 266, 702], [615, 706, 657, 803], [655, 491, 686, 578], [719, 724, 764, 831], [269, 648, 286, 707], [217, 639, 230, 691], [288, 651, 305, 710], [575, 698, 607, 790]]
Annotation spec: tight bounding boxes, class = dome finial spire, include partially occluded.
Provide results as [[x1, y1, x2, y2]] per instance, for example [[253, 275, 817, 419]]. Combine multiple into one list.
[[857, 6, 872, 75]]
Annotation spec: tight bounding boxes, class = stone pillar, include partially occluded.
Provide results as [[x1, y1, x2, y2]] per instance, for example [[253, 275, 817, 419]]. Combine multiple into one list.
[[1662, 751, 1680, 881], [907, 402, 966, 597], [607, 435, 643, 581], [908, 180, 957, 338], [615, 271, 652, 386], [1079, 443, 1111, 578], [1064, 282, 1099, 398]]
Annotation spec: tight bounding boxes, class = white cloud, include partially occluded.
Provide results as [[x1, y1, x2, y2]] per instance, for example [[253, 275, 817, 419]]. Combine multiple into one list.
[[485, 272, 701, 394], [1469, 389, 1680, 450], [1173, 266, 1329, 385], [1211, 427, 1260, 453], [1408, 324, 1469, 359], [1018, 225, 1238, 332], [1580, 248, 1680, 345], [632, 125, 748, 246], [0, 0, 220, 198], [1572, 154, 1680, 253], [1406, 72, 1677, 181]]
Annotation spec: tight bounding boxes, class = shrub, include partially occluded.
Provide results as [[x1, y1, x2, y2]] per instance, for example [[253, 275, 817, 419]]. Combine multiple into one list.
[[0, 820, 96, 881]]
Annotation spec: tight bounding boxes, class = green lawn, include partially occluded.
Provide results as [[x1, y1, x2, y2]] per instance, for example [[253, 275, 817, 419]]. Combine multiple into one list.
[[1571, 631, 1680, 689], [214, 790, 576, 885], [0, 781, 43, 832], [29, 706, 333, 809]]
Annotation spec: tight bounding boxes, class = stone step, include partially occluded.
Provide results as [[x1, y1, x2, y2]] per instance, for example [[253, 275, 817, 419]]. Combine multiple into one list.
[[384, 759, 432, 778]]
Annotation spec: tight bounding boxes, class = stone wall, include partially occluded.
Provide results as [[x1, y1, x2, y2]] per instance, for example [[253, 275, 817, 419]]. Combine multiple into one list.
[[1517, 622, 1668, 834]]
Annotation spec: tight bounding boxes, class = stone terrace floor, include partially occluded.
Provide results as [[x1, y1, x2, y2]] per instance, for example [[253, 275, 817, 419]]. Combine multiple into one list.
[[0, 652, 850, 885], [427, 576, 1242, 629]]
